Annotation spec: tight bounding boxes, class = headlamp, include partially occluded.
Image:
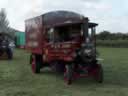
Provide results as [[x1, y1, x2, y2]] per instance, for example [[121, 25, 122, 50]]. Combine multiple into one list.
[[84, 49, 91, 54]]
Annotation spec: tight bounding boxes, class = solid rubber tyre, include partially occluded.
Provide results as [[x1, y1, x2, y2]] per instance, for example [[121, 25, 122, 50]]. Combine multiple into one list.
[[94, 64, 103, 83]]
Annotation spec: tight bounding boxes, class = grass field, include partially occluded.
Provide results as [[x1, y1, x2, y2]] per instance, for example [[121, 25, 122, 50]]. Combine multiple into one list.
[[0, 47, 128, 96]]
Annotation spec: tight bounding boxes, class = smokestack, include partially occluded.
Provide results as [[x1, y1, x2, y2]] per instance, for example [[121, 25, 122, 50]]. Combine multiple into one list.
[[83, 18, 89, 43]]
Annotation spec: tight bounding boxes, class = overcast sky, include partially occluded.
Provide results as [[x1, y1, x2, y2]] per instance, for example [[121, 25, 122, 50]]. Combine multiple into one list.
[[0, 0, 127, 33]]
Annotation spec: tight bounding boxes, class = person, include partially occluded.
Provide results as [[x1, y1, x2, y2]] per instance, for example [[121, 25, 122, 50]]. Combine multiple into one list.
[[0, 35, 4, 46], [0, 35, 3, 56], [4, 37, 13, 60]]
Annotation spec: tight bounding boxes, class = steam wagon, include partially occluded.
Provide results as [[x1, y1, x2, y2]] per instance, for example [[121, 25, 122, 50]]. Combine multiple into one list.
[[25, 11, 103, 84]]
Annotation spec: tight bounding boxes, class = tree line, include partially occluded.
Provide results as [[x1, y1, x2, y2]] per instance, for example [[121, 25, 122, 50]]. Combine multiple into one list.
[[96, 31, 128, 40], [96, 31, 128, 47]]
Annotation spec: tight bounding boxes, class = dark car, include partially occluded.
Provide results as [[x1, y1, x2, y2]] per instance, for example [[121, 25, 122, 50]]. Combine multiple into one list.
[[0, 33, 13, 60]]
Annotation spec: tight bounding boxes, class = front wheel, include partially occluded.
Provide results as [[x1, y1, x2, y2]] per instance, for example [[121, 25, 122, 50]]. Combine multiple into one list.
[[64, 64, 74, 85], [30, 54, 32, 64], [94, 64, 103, 83]]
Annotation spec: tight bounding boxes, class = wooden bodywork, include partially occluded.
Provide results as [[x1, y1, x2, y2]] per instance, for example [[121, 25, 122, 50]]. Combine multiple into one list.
[[25, 11, 97, 63], [25, 11, 103, 85]]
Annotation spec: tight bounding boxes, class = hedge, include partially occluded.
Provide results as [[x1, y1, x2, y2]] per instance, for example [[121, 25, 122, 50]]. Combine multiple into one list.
[[96, 40, 128, 48]]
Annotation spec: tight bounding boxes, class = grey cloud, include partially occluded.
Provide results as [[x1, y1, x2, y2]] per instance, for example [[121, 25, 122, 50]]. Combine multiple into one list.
[[80, 0, 101, 2], [0, 0, 127, 33]]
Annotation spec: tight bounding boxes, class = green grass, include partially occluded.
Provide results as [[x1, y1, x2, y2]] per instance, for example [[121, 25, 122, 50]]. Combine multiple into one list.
[[0, 47, 128, 96]]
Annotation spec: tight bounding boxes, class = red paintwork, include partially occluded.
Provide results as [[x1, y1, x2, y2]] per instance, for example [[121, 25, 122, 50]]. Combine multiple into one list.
[[25, 11, 100, 84], [25, 16, 44, 54], [73, 67, 98, 78], [25, 11, 97, 62], [43, 41, 82, 62], [25, 11, 85, 58], [64, 64, 100, 82]]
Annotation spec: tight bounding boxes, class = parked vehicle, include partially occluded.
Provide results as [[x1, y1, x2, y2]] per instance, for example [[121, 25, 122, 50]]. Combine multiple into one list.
[[25, 11, 103, 84], [0, 33, 13, 60], [15, 32, 25, 48]]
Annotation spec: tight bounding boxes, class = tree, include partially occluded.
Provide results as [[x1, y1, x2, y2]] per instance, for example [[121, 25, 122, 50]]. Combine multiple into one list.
[[0, 8, 10, 33], [0, 8, 15, 40], [96, 31, 128, 40], [97, 31, 111, 40]]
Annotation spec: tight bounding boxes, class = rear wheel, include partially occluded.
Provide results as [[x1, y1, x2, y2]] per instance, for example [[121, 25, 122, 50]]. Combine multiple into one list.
[[30, 54, 32, 64], [64, 64, 74, 85], [94, 64, 103, 83], [31, 55, 41, 73]]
